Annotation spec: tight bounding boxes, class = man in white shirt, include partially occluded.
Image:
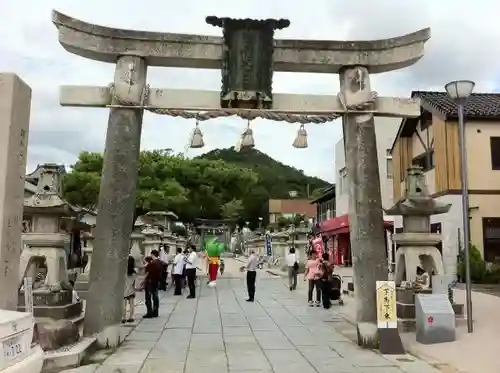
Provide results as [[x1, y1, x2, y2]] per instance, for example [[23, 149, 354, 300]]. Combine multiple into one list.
[[172, 247, 185, 296], [286, 247, 299, 291], [185, 246, 198, 299], [159, 245, 170, 290]]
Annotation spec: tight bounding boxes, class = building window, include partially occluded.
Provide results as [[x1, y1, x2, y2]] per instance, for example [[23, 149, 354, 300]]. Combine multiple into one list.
[[338, 168, 348, 194], [490, 137, 500, 170], [412, 150, 435, 172], [386, 149, 393, 179], [483, 218, 500, 262]]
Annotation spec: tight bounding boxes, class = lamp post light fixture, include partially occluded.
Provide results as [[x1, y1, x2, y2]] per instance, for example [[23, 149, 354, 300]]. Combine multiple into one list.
[[445, 79, 475, 333]]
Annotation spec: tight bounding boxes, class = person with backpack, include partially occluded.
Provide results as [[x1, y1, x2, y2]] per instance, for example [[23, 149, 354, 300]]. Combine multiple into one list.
[[319, 252, 334, 309], [286, 247, 299, 291]]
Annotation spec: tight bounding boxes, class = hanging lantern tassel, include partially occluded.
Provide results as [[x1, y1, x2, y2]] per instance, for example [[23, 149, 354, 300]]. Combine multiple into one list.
[[293, 124, 308, 148], [189, 121, 205, 149], [240, 120, 255, 149]]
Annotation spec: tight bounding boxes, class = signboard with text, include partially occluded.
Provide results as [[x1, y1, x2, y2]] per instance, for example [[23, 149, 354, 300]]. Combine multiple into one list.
[[265, 232, 272, 256], [376, 280, 397, 329]]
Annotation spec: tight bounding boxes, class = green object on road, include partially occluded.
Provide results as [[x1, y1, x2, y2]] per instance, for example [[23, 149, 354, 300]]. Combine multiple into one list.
[[204, 236, 226, 257]]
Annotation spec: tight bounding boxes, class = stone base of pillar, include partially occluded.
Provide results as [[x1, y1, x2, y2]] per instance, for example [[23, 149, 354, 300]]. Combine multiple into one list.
[[356, 322, 379, 349], [95, 324, 123, 349]]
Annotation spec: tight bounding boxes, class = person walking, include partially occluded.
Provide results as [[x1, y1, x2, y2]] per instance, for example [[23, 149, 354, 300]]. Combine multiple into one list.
[[304, 251, 322, 307], [122, 256, 137, 323], [143, 250, 163, 318], [172, 247, 185, 296], [245, 250, 259, 302], [185, 246, 198, 299], [286, 247, 299, 291]]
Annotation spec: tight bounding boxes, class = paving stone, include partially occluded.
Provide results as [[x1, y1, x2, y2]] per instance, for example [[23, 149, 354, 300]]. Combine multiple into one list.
[[309, 358, 358, 373], [60, 364, 99, 373], [96, 364, 142, 373], [78, 267, 444, 373], [227, 350, 271, 371], [189, 333, 224, 350], [297, 345, 342, 361], [308, 325, 352, 342], [281, 326, 320, 346], [263, 349, 316, 373], [127, 331, 161, 342], [140, 358, 185, 373], [253, 330, 294, 350], [223, 326, 253, 336]]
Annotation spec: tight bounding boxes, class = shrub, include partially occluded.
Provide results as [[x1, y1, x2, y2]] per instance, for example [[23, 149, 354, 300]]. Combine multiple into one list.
[[457, 244, 486, 283], [484, 262, 500, 284]]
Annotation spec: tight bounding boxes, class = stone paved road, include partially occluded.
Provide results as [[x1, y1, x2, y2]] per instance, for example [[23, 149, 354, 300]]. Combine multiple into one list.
[[63, 263, 443, 373]]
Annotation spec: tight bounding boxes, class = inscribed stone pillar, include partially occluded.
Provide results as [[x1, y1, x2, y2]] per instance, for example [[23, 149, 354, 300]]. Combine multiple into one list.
[[339, 66, 388, 348], [0, 74, 31, 310], [84, 56, 147, 346]]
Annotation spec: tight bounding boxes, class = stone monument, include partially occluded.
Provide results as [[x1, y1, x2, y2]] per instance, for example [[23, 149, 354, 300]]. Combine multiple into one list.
[[19, 164, 83, 352], [52, 10, 430, 347], [0, 73, 31, 311], [385, 166, 462, 331], [415, 293, 456, 344]]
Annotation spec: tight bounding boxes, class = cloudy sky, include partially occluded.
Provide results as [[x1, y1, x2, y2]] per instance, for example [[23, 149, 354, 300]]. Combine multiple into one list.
[[0, 0, 498, 183]]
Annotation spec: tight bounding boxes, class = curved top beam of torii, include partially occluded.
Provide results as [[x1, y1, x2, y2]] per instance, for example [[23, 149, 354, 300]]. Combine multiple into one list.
[[52, 10, 430, 74]]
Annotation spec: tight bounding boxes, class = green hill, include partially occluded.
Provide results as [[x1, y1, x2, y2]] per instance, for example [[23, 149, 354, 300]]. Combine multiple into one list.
[[198, 147, 332, 200]]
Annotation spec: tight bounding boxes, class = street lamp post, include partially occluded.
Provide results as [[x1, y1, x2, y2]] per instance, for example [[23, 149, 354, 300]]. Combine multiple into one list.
[[445, 79, 475, 333]]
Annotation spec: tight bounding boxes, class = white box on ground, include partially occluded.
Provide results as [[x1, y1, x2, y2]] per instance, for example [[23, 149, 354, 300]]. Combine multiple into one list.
[[0, 309, 43, 373], [415, 293, 455, 344]]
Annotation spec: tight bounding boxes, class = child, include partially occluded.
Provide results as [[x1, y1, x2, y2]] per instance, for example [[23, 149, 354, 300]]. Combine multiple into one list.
[[122, 256, 137, 323]]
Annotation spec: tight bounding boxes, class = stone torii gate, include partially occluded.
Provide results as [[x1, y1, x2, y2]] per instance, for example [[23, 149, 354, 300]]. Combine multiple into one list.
[[51, 10, 430, 348]]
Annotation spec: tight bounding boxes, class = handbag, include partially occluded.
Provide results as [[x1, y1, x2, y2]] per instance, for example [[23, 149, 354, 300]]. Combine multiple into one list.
[[293, 261, 299, 271]]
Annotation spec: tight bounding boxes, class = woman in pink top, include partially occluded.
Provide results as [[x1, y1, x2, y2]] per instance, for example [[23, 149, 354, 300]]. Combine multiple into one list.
[[304, 251, 322, 306]]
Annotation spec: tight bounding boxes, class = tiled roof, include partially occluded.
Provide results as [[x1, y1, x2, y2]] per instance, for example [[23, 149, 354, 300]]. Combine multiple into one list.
[[413, 91, 500, 119]]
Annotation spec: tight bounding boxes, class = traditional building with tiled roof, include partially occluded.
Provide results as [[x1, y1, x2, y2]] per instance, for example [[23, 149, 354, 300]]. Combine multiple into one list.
[[390, 90, 500, 272]]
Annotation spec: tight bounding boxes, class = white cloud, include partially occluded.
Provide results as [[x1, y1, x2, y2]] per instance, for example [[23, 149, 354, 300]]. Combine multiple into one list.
[[0, 0, 498, 183]]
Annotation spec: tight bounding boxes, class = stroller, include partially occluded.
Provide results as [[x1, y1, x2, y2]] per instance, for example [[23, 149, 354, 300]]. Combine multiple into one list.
[[329, 274, 344, 306]]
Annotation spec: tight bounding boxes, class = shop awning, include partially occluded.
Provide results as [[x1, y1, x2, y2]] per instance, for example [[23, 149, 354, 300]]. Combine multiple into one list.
[[319, 215, 393, 235]]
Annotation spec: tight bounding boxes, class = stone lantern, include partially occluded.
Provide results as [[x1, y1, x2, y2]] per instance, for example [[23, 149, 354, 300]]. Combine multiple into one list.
[[385, 166, 465, 331], [385, 166, 450, 285], [19, 163, 83, 321], [141, 225, 162, 257]]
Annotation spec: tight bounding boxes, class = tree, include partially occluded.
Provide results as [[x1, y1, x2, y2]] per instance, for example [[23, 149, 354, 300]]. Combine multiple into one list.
[[199, 147, 332, 227], [221, 199, 244, 220], [62, 150, 259, 223]]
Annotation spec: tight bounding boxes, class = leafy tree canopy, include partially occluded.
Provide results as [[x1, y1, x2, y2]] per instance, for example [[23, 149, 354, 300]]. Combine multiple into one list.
[[62, 147, 331, 228], [62, 149, 258, 224]]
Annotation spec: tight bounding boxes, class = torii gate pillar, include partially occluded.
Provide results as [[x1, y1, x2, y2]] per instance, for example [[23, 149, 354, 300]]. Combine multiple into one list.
[[84, 56, 147, 344]]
